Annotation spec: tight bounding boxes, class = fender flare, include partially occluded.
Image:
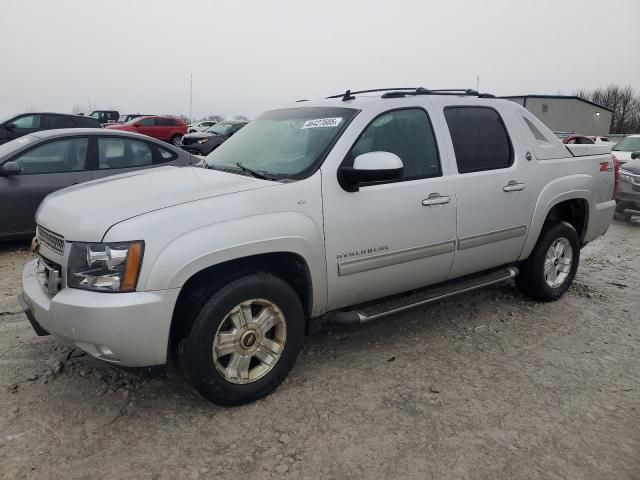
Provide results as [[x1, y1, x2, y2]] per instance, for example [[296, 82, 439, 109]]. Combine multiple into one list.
[[519, 174, 592, 260], [144, 212, 327, 316]]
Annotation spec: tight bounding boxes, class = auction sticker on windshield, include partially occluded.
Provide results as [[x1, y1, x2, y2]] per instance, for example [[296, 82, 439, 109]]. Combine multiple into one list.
[[301, 117, 342, 129]]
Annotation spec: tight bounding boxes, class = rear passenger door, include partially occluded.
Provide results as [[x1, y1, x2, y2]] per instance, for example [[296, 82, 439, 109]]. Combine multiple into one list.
[[443, 106, 531, 278]]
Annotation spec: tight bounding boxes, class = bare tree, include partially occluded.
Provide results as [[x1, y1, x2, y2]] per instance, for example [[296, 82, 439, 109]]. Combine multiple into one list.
[[71, 105, 84, 115], [201, 114, 226, 122], [571, 84, 640, 134], [233, 115, 250, 121]]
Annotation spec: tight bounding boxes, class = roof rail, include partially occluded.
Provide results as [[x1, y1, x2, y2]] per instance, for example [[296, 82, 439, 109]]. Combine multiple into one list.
[[327, 88, 496, 101]]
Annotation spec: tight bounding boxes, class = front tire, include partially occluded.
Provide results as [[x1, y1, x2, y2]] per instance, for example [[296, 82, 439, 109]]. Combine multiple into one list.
[[177, 273, 305, 406], [170, 134, 183, 146], [516, 221, 580, 302]]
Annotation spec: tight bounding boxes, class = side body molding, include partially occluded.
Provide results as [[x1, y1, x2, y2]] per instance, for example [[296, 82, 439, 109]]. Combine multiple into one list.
[[519, 174, 592, 260], [144, 212, 328, 316]]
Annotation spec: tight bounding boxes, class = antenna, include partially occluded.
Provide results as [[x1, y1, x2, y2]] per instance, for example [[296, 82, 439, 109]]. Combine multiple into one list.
[[189, 73, 193, 124]]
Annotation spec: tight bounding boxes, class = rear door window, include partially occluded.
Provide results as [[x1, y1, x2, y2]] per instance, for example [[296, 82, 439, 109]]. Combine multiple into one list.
[[444, 107, 513, 173], [45, 115, 75, 129], [98, 137, 153, 169]]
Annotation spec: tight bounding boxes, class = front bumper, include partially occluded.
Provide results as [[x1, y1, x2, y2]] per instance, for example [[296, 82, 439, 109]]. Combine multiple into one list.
[[615, 179, 640, 209], [20, 259, 180, 367]]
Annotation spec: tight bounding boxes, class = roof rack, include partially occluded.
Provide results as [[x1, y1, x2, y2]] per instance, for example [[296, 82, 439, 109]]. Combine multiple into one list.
[[327, 88, 496, 101]]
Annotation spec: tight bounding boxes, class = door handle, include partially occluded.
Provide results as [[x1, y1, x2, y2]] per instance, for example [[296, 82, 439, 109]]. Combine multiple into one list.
[[503, 181, 526, 192], [422, 194, 451, 206]]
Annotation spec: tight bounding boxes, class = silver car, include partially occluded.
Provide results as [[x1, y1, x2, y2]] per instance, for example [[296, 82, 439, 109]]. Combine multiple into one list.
[[0, 128, 197, 240]]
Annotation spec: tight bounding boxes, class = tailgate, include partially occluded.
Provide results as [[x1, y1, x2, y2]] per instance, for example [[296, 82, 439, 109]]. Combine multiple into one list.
[[566, 144, 612, 157]]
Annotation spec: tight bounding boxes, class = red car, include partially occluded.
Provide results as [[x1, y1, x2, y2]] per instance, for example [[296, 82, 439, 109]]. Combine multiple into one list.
[[105, 115, 187, 146]]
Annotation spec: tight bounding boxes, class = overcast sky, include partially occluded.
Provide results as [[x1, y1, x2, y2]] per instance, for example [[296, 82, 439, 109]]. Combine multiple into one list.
[[1, 0, 638, 120]]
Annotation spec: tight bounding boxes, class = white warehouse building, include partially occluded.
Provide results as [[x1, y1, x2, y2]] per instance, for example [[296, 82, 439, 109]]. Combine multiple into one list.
[[503, 95, 613, 136]]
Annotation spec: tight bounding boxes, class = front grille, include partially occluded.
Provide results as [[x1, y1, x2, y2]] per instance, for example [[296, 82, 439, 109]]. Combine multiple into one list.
[[181, 137, 198, 146], [37, 226, 65, 256]]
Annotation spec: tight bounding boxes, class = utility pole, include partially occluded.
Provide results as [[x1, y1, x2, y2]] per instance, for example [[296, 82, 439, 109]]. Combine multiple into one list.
[[476, 75, 480, 91], [189, 73, 193, 124]]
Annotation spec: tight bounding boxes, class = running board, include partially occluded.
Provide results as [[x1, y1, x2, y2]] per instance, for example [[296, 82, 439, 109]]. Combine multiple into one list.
[[327, 266, 518, 325]]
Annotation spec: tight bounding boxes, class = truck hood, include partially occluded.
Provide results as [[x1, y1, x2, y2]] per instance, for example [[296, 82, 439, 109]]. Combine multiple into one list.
[[36, 166, 272, 241]]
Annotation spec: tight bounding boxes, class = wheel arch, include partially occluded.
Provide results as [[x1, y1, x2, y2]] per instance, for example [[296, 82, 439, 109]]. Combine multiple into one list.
[[168, 251, 314, 357], [520, 175, 592, 260]]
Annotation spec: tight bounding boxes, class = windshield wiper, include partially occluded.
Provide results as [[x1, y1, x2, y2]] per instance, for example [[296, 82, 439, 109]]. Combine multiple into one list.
[[235, 162, 270, 180]]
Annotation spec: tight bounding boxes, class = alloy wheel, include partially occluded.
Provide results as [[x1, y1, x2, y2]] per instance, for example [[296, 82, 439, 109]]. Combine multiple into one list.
[[212, 299, 287, 384]]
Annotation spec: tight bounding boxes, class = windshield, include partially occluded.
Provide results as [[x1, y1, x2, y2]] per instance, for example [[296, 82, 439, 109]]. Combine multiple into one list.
[[204, 107, 358, 179], [205, 122, 238, 136], [89, 112, 100, 119], [613, 137, 640, 152]]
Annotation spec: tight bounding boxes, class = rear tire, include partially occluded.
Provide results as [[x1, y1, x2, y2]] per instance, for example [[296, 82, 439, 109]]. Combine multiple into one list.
[[176, 273, 305, 406], [516, 221, 579, 302]]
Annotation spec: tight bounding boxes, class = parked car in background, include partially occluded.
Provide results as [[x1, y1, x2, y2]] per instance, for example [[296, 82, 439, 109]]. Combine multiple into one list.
[[105, 116, 188, 146], [117, 114, 149, 124], [562, 134, 594, 145], [0, 129, 196, 239], [21, 89, 616, 405], [615, 155, 640, 221], [89, 110, 120, 125], [591, 135, 616, 146], [180, 120, 247, 155], [0, 113, 102, 145], [188, 120, 218, 133], [612, 134, 640, 164]]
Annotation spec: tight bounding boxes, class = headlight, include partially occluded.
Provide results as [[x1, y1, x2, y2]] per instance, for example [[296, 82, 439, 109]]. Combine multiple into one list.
[[68, 241, 144, 292], [197, 138, 209, 144], [619, 171, 633, 183]]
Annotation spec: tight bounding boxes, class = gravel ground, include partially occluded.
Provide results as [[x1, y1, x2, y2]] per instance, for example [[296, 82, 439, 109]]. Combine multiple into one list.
[[1, 220, 639, 480]]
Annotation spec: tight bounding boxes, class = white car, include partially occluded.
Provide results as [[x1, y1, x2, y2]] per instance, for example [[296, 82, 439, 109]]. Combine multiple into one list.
[[592, 136, 616, 146], [20, 88, 616, 406], [612, 134, 640, 164], [187, 120, 218, 133]]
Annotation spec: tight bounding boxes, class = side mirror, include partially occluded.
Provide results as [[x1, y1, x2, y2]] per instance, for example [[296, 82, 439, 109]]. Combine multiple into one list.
[[339, 151, 404, 192], [631, 151, 640, 160], [5, 123, 15, 131], [0, 161, 21, 176]]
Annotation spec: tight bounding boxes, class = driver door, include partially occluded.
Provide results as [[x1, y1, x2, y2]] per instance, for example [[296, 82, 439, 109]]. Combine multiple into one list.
[[322, 107, 457, 310], [0, 137, 90, 236]]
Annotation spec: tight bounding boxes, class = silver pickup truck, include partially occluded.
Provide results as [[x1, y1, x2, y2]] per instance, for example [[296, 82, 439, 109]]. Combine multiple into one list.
[[20, 88, 617, 405]]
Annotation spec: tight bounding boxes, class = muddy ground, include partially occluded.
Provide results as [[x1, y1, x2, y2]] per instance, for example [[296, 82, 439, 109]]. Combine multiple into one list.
[[1, 220, 639, 480]]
